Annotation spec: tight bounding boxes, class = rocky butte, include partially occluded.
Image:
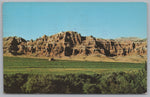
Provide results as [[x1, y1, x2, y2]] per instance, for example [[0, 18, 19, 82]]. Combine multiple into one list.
[[3, 31, 147, 62]]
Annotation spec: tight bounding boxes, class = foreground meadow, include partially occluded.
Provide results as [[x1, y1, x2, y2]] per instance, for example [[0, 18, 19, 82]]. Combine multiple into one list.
[[3, 56, 147, 94], [4, 56, 145, 75]]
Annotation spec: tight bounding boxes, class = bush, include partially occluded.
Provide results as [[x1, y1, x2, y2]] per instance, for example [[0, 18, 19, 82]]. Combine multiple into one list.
[[83, 84, 100, 94], [4, 69, 147, 94], [4, 73, 28, 93]]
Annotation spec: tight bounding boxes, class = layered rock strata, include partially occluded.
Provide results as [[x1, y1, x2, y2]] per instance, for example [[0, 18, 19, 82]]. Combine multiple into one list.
[[3, 31, 147, 57]]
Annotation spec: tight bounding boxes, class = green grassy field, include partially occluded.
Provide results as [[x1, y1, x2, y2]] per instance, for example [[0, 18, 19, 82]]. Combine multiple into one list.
[[3, 56, 145, 75], [3, 56, 147, 94]]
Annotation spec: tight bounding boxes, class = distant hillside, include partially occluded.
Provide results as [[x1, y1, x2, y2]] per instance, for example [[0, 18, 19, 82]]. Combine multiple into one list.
[[115, 37, 144, 42]]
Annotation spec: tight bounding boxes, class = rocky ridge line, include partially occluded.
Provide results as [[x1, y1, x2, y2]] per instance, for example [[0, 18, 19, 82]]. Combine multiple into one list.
[[3, 31, 147, 58]]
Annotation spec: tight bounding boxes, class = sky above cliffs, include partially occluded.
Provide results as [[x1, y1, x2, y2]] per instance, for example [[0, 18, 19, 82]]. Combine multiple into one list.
[[3, 2, 147, 40]]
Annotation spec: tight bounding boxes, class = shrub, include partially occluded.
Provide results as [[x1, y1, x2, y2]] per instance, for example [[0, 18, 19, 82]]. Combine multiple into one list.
[[4, 73, 28, 93], [4, 69, 147, 94], [83, 84, 100, 94]]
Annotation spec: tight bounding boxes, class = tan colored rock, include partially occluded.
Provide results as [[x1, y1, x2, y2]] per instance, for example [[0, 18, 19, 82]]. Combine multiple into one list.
[[3, 31, 147, 57]]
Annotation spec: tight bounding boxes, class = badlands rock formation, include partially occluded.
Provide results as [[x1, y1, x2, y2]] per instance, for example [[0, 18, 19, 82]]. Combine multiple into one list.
[[3, 31, 147, 58]]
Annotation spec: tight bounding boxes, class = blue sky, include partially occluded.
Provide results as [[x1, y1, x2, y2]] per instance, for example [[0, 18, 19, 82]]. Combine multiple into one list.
[[3, 2, 147, 40]]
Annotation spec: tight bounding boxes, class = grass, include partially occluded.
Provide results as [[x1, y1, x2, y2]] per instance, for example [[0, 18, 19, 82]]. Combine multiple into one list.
[[3, 56, 147, 94], [3, 56, 145, 75]]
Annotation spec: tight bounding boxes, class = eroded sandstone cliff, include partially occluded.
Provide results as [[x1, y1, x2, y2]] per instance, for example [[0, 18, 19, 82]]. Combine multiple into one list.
[[3, 31, 147, 58]]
